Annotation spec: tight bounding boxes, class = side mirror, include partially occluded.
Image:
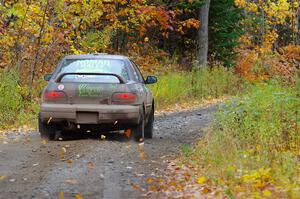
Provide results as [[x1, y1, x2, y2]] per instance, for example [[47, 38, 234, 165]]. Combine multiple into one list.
[[44, 74, 52, 81], [145, 76, 158, 84]]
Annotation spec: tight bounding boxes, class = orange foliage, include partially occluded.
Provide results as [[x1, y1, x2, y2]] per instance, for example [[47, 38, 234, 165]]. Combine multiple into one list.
[[281, 45, 300, 62], [128, 45, 180, 76], [236, 45, 300, 82], [235, 50, 260, 81], [268, 45, 300, 82]]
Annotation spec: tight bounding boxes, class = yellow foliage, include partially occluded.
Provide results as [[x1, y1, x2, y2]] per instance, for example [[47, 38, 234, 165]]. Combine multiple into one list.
[[260, 30, 278, 53], [247, 3, 258, 13], [197, 176, 206, 184], [235, 0, 299, 55], [241, 168, 273, 188], [262, 190, 272, 197], [234, 0, 247, 8]]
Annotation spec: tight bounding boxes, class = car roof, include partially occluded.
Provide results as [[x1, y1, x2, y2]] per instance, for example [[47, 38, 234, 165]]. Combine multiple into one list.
[[64, 54, 129, 60]]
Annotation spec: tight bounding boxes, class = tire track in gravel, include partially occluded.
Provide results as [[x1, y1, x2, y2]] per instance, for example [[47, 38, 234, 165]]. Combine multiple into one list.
[[0, 104, 218, 199]]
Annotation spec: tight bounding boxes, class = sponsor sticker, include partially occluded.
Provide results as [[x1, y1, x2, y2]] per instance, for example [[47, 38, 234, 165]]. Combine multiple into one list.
[[58, 84, 65, 91], [78, 84, 102, 97]]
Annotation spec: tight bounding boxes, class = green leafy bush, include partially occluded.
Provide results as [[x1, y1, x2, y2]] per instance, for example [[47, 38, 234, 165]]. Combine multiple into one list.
[[0, 70, 23, 128]]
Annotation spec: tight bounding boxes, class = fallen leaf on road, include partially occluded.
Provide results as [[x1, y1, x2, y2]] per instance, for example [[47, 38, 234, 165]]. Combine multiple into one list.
[[138, 142, 145, 160], [197, 176, 206, 184], [125, 144, 132, 150], [131, 182, 141, 190], [59, 192, 64, 199], [66, 179, 78, 185], [149, 185, 159, 191], [61, 147, 67, 153], [24, 136, 31, 144], [124, 129, 132, 138], [100, 135, 106, 140], [87, 162, 95, 169], [201, 187, 211, 194], [74, 194, 84, 199], [65, 159, 73, 165], [0, 175, 6, 181], [41, 140, 48, 145], [60, 147, 67, 160], [146, 177, 154, 184]]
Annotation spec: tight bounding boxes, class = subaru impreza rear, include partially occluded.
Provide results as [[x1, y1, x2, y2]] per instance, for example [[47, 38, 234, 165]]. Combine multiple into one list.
[[39, 54, 157, 141]]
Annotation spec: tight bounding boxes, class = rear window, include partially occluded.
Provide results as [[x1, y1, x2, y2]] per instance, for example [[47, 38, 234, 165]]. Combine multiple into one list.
[[58, 59, 130, 82]]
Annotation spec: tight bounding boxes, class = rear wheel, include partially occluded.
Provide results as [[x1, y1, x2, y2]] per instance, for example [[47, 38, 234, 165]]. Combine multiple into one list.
[[132, 111, 145, 142], [144, 107, 154, 139], [38, 113, 56, 141]]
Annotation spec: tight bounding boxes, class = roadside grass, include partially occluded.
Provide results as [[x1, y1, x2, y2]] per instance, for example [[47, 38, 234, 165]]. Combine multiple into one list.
[[179, 80, 300, 198], [149, 67, 243, 110]]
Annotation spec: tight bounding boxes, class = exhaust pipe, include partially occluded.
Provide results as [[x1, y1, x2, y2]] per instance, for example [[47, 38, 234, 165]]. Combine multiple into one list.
[[62, 121, 75, 130]]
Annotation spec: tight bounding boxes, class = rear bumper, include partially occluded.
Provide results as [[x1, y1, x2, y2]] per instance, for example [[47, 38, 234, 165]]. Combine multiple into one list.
[[40, 103, 141, 125]]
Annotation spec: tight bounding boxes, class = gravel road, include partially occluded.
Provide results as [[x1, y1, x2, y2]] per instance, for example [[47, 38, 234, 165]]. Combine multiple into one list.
[[0, 105, 217, 199]]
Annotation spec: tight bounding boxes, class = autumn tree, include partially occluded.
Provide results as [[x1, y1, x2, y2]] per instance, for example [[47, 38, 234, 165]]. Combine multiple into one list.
[[0, 0, 201, 98], [235, 0, 299, 52]]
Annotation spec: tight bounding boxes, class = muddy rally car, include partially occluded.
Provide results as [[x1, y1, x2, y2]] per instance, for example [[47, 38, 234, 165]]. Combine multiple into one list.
[[38, 54, 157, 141]]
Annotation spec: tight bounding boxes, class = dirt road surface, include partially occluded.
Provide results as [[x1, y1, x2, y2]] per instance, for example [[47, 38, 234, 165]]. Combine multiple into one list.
[[0, 105, 217, 199]]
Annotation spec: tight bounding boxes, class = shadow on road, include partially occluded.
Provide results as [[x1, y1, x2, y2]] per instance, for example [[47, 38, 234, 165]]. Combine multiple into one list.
[[57, 131, 132, 142]]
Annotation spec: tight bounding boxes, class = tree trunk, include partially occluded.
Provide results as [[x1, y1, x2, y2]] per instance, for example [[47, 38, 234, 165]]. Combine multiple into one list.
[[198, 0, 211, 66], [297, 6, 300, 45]]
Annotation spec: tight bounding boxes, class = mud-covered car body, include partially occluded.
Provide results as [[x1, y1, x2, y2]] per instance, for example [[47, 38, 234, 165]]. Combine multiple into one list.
[[39, 54, 157, 140]]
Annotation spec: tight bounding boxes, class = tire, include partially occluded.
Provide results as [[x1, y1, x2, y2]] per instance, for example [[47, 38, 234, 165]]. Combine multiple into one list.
[[132, 111, 145, 142], [144, 107, 154, 139], [38, 113, 56, 141]]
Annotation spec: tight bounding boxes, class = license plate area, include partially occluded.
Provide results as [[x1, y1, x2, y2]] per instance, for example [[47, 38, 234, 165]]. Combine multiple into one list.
[[76, 112, 98, 124]]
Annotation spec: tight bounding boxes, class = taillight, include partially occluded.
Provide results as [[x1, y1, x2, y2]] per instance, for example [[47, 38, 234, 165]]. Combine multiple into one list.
[[44, 91, 66, 101], [112, 93, 137, 104]]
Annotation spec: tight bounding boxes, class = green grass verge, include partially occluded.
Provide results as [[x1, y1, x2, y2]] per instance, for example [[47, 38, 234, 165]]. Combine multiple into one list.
[[149, 67, 242, 110], [181, 80, 300, 198]]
